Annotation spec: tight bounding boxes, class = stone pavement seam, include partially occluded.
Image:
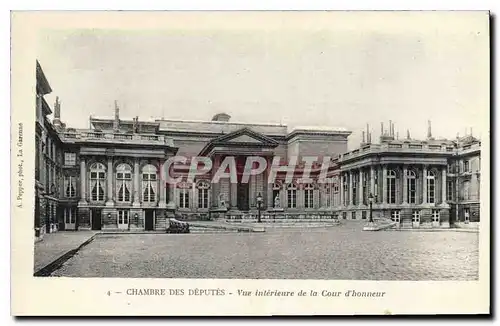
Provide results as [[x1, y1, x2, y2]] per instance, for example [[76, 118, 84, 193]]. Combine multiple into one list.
[[34, 234, 98, 276]]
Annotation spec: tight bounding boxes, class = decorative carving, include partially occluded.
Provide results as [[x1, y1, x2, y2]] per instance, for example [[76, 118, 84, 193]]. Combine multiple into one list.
[[274, 194, 281, 208], [219, 193, 226, 208]]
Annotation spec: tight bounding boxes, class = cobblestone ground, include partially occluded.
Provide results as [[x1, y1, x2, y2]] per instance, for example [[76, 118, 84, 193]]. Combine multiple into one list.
[[52, 224, 479, 280]]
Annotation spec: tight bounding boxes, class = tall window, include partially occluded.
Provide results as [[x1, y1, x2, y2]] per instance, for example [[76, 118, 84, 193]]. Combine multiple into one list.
[[325, 183, 331, 207], [387, 170, 397, 204], [427, 170, 435, 203], [333, 183, 339, 206], [352, 174, 357, 206], [64, 176, 76, 198], [35, 136, 40, 181], [407, 169, 416, 204], [177, 182, 191, 209], [463, 181, 470, 200], [64, 152, 76, 166], [90, 163, 106, 201], [197, 181, 210, 209], [116, 164, 132, 202], [142, 164, 157, 202], [447, 181, 454, 201], [287, 183, 297, 208], [464, 160, 470, 173], [304, 183, 314, 208]]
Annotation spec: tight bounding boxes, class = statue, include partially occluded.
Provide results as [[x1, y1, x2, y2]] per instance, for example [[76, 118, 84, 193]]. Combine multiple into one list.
[[274, 194, 281, 208], [219, 193, 226, 208]]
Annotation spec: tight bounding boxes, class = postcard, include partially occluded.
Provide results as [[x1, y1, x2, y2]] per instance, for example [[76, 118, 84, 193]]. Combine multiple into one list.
[[11, 11, 490, 316]]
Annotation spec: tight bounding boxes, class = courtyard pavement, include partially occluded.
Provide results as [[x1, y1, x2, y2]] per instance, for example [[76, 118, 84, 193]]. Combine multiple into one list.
[[50, 224, 479, 280], [33, 231, 97, 274]]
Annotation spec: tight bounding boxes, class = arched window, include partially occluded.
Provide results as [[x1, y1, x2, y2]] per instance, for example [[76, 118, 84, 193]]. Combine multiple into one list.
[[142, 164, 157, 202], [90, 162, 106, 201], [304, 183, 314, 208], [272, 182, 282, 208], [427, 170, 435, 204], [116, 163, 132, 202], [387, 170, 397, 204], [177, 182, 191, 209], [407, 169, 417, 204], [287, 183, 297, 208], [197, 181, 210, 209]]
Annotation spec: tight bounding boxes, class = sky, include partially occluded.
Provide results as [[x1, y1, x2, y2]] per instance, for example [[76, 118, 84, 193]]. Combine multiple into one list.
[[36, 12, 489, 150]]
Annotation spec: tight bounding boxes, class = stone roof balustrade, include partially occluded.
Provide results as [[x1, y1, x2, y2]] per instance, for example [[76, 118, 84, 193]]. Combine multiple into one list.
[[59, 130, 175, 147]]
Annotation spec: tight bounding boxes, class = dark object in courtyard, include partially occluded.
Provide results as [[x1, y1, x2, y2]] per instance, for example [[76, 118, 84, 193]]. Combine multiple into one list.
[[166, 218, 190, 234]]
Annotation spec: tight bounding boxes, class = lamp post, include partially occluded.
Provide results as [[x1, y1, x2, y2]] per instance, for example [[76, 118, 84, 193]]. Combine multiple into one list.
[[257, 192, 263, 223], [368, 192, 374, 223]]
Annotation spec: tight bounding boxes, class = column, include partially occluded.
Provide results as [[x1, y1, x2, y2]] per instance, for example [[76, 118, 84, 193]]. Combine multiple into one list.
[[79, 157, 87, 204], [133, 159, 140, 207], [422, 165, 427, 204], [442, 167, 447, 204], [106, 156, 114, 206], [212, 156, 221, 207], [402, 165, 408, 204], [230, 183, 237, 209], [370, 166, 375, 197], [158, 159, 167, 208], [340, 173, 344, 207], [382, 165, 388, 204], [348, 171, 353, 206], [358, 170, 364, 206]]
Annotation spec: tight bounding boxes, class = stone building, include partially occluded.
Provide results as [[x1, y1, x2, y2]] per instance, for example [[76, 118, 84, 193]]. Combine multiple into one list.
[[35, 61, 64, 239], [34, 61, 482, 236]]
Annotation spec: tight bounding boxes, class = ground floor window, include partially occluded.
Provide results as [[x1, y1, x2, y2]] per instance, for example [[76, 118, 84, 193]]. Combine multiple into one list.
[[351, 211, 356, 219], [390, 210, 401, 223], [432, 209, 440, 223], [118, 210, 129, 226], [342, 212, 347, 220], [412, 210, 420, 223]]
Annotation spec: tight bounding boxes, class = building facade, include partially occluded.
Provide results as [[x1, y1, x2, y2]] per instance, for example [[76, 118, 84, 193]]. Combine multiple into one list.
[[34, 62, 482, 238]]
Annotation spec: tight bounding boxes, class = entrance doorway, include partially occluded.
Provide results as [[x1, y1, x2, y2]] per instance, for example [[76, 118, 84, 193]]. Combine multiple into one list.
[[64, 207, 77, 230], [91, 208, 102, 230], [237, 183, 250, 211], [144, 209, 155, 231]]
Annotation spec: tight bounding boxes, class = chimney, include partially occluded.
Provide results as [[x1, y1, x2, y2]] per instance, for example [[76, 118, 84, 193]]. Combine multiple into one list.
[[396, 131, 399, 140], [427, 120, 432, 139], [380, 122, 384, 136], [362, 131, 366, 143], [113, 100, 120, 132], [470, 127, 473, 136], [407, 129, 411, 140], [54, 96, 60, 119], [389, 120, 392, 136], [366, 124, 371, 143]]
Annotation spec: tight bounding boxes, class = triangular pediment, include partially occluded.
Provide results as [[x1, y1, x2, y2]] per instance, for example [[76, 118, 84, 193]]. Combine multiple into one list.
[[226, 134, 264, 144], [198, 127, 279, 156]]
